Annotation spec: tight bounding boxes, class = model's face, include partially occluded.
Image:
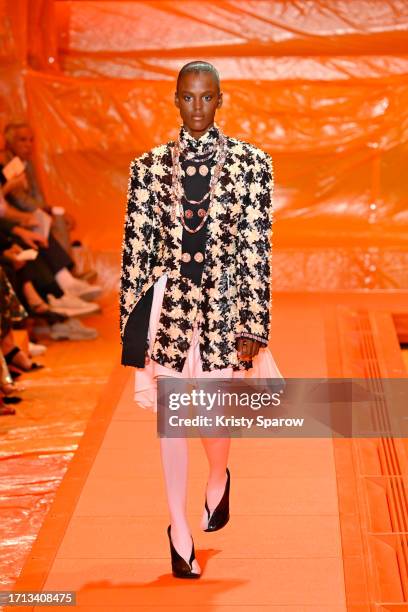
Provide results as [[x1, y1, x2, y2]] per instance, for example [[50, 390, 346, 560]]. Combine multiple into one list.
[[175, 71, 222, 139], [10, 127, 34, 160]]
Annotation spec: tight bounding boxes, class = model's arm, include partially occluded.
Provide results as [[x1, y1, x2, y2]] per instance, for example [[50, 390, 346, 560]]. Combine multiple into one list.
[[120, 157, 154, 340], [236, 152, 274, 347]]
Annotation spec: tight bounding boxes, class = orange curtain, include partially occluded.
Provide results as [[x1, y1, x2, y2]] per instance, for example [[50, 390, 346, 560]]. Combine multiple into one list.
[[1, 0, 408, 287]]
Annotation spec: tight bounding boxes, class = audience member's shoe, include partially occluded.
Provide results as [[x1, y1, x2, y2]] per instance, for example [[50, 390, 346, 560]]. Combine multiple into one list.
[[3, 396, 22, 405], [28, 303, 67, 325], [32, 323, 52, 337], [4, 347, 45, 373], [28, 342, 47, 357], [65, 318, 98, 337], [65, 278, 102, 301], [0, 403, 16, 416], [50, 318, 98, 341], [1, 381, 25, 396], [8, 367, 22, 379], [47, 294, 100, 317], [75, 269, 98, 283]]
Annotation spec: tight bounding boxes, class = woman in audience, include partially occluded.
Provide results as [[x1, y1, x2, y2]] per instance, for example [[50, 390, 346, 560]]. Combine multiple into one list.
[[0, 265, 42, 375], [0, 265, 31, 415]]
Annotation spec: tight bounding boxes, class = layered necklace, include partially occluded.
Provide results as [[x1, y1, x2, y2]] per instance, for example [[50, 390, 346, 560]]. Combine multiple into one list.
[[171, 126, 227, 233]]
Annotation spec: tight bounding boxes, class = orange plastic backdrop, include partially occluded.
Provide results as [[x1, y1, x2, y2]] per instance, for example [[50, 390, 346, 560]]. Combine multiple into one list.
[[1, 0, 408, 288]]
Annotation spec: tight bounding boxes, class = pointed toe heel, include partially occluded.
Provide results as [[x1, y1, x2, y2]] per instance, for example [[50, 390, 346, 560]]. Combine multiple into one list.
[[204, 467, 230, 532], [167, 525, 200, 579]]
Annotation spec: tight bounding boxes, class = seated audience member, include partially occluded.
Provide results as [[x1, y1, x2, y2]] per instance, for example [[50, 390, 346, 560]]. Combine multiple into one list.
[[0, 170, 37, 227], [0, 265, 32, 416], [3, 122, 74, 239], [0, 266, 34, 370], [2, 122, 99, 284], [0, 217, 99, 302], [0, 163, 101, 304], [0, 229, 98, 341], [0, 348, 19, 416], [0, 173, 100, 338]]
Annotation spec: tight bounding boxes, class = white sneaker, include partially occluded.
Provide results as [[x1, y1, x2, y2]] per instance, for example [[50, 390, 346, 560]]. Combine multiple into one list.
[[28, 341, 47, 356], [47, 294, 100, 317], [65, 279, 102, 301], [50, 318, 98, 341], [64, 318, 98, 337]]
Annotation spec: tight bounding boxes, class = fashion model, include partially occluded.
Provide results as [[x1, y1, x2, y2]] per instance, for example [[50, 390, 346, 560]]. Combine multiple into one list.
[[120, 61, 283, 578]]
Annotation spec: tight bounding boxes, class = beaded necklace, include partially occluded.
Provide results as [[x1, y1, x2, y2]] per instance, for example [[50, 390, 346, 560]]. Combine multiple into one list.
[[171, 129, 227, 233]]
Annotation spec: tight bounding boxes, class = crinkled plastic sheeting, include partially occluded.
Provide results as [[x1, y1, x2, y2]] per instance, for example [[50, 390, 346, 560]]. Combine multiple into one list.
[[1, 0, 408, 287], [0, 312, 119, 588]]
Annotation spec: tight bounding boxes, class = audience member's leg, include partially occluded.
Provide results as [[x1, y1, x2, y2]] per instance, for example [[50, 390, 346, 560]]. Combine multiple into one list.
[[38, 231, 74, 274], [20, 257, 64, 301], [0, 259, 18, 296], [39, 233, 102, 301], [1, 330, 32, 371]]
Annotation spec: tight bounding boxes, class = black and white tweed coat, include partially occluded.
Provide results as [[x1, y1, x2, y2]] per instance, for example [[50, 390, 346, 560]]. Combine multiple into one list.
[[120, 125, 274, 373]]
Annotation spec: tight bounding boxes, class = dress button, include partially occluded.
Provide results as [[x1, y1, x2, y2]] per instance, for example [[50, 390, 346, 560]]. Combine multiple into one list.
[[181, 252, 191, 263], [194, 251, 204, 263]]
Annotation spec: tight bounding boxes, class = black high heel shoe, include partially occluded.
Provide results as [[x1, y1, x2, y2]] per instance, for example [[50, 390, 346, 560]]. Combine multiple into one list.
[[167, 525, 200, 579], [5, 347, 45, 373], [204, 467, 230, 532]]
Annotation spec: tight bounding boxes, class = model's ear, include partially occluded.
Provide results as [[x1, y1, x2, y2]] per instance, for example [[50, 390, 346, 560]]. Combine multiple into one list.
[[217, 91, 223, 109], [174, 91, 180, 109]]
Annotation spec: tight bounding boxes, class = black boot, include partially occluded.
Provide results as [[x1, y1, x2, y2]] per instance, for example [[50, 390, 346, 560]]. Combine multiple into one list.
[[167, 525, 200, 579], [204, 468, 230, 532]]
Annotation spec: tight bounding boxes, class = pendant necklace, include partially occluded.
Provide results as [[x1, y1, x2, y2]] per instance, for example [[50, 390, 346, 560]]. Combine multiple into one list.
[[171, 131, 227, 233]]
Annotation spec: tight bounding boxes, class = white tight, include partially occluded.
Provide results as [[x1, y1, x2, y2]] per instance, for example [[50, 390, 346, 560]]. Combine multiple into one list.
[[159, 436, 231, 529]]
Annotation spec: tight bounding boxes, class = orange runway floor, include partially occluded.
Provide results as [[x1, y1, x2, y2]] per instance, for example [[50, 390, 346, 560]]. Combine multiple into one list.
[[3, 290, 408, 611]]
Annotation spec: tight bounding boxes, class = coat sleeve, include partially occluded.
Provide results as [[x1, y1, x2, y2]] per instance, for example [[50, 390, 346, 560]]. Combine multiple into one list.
[[236, 152, 274, 346], [119, 157, 154, 342]]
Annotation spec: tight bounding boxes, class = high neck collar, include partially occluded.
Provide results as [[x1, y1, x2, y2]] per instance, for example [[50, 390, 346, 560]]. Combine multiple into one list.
[[179, 123, 220, 156]]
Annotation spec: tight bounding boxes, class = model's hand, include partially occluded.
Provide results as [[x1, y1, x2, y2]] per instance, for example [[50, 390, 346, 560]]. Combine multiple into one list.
[[237, 337, 262, 361]]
